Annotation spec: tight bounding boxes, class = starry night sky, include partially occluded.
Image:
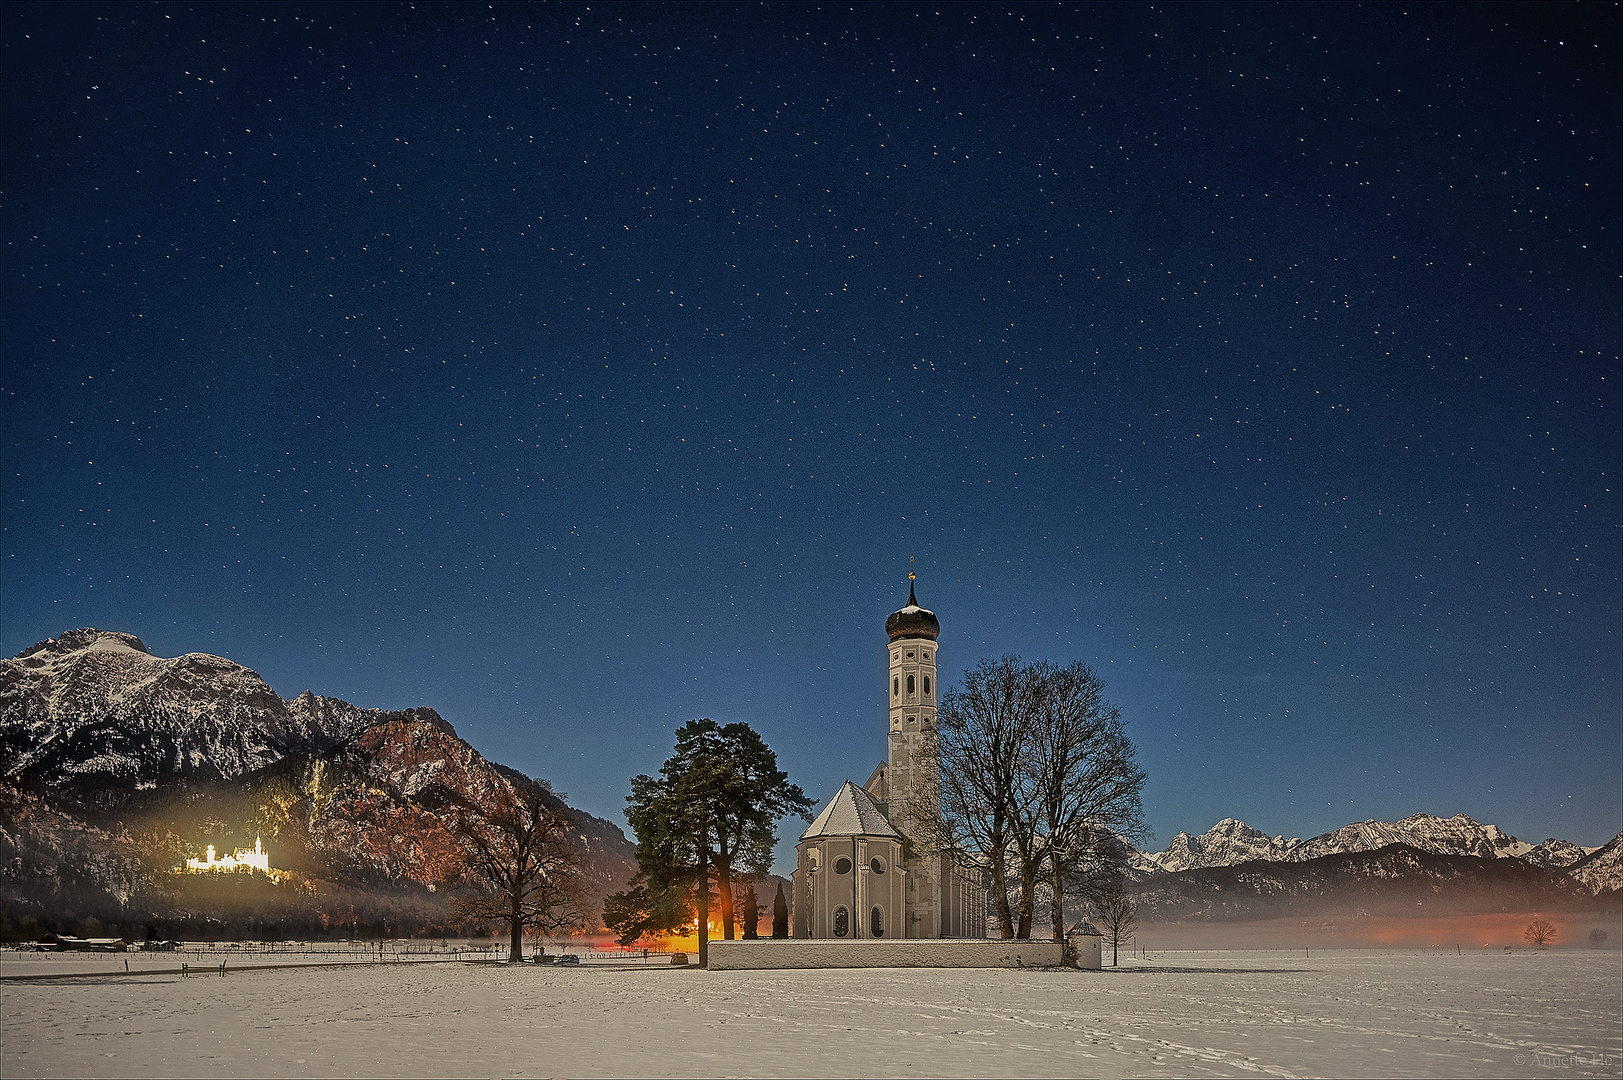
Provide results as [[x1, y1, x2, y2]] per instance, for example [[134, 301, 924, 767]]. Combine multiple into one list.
[[4, 2, 1618, 864]]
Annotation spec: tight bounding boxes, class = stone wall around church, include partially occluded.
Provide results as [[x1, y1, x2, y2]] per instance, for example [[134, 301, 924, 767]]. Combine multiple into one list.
[[705, 938, 1064, 970]]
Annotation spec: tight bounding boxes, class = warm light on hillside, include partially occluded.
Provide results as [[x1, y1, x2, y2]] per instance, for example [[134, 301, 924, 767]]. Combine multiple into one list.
[[183, 835, 275, 877]]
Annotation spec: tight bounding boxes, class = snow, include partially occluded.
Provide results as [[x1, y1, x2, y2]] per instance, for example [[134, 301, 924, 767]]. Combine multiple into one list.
[[85, 637, 147, 657], [1136, 814, 1604, 875], [3, 949, 1618, 1077]]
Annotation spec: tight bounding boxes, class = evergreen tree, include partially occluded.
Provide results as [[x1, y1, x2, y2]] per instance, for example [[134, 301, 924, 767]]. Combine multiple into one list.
[[771, 881, 789, 939], [604, 719, 812, 966], [739, 881, 759, 939]]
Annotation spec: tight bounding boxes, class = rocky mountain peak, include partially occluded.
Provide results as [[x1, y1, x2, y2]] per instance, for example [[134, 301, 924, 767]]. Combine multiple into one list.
[[0, 628, 457, 799], [1565, 833, 1623, 896], [14, 628, 151, 664], [1136, 817, 1298, 873]]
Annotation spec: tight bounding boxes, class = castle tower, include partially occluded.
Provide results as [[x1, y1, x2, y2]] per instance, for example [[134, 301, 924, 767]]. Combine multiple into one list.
[[884, 574, 942, 937]]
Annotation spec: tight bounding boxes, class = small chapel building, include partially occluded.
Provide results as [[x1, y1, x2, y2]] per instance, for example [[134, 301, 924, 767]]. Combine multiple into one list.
[[791, 579, 983, 939]]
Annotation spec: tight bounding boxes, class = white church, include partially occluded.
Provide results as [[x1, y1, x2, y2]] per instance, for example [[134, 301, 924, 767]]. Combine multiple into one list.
[[791, 578, 983, 939]]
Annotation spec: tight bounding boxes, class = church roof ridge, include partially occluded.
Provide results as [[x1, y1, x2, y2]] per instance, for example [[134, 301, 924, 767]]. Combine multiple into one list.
[[800, 780, 902, 840]]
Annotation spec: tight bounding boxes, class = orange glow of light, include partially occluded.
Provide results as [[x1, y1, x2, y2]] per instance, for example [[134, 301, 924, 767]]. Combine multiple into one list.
[[1136, 911, 1618, 951], [1356, 912, 1592, 949]]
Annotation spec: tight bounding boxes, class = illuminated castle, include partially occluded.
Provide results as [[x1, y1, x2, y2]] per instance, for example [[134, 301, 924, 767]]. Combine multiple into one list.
[[186, 835, 270, 874]]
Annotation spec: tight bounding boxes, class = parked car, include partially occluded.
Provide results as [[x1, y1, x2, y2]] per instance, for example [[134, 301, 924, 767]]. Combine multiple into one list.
[[555, 954, 581, 965]]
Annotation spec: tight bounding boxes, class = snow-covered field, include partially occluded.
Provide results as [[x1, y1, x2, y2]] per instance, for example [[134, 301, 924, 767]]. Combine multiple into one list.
[[3, 949, 1618, 1078]]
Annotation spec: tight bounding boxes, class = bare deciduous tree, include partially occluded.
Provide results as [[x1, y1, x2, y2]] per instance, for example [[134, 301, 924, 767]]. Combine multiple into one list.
[[1025, 660, 1147, 942], [919, 656, 1146, 941], [1588, 927, 1608, 949], [919, 656, 1043, 938], [1085, 871, 1137, 966], [447, 781, 584, 963], [1524, 918, 1557, 950]]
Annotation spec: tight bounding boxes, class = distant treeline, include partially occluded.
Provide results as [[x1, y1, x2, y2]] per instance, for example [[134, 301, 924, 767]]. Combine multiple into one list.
[[0, 870, 496, 943]]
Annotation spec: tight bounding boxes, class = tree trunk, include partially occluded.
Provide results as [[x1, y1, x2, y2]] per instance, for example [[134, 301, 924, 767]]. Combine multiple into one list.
[[1016, 853, 1036, 939], [1049, 861, 1065, 943], [697, 814, 711, 969], [508, 894, 523, 963], [989, 848, 1015, 939], [717, 836, 735, 940]]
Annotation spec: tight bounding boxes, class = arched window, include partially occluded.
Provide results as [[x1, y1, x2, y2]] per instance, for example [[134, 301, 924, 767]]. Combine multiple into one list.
[[871, 906, 884, 937], [833, 857, 852, 875], [907, 674, 916, 695], [833, 906, 850, 937], [923, 675, 931, 696], [893, 676, 899, 698]]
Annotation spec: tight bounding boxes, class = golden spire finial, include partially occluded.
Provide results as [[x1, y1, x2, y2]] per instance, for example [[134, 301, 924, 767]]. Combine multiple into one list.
[[909, 554, 916, 582]]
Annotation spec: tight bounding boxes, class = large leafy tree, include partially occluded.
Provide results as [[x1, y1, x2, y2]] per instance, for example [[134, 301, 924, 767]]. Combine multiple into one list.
[[605, 719, 813, 966], [446, 781, 584, 963]]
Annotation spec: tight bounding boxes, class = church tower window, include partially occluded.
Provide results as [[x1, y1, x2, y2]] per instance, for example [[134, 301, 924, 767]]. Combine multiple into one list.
[[833, 857, 852, 875], [923, 675, 931, 696], [871, 906, 884, 937], [907, 674, 916, 695], [833, 906, 850, 937], [893, 676, 899, 698]]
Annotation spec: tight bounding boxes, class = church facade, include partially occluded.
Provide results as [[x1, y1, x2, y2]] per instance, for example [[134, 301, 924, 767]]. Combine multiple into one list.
[[791, 580, 983, 939]]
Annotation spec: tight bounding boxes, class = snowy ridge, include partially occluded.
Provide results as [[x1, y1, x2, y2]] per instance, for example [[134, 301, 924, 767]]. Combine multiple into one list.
[[1132, 818, 1298, 873], [0, 630, 328, 793], [1134, 813, 1602, 880], [0, 630, 462, 797], [1517, 837, 1598, 871], [1288, 814, 1532, 863], [1564, 833, 1623, 896]]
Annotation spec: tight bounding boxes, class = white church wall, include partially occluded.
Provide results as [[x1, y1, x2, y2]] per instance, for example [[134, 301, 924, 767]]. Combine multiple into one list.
[[706, 938, 1064, 970]]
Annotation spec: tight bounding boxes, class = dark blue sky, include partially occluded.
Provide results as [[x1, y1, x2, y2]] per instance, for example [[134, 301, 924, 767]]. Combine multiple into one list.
[[4, 2, 1618, 865]]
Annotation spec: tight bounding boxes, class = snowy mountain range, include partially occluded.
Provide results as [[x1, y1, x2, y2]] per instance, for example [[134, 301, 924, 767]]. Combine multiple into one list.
[[0, 629, 448, 796], [0, 629, 635, 936], [1130, 815, 1619, 894]]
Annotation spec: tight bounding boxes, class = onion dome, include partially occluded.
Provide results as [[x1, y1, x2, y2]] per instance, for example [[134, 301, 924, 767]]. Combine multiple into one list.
[[885, 579, 940, 642]]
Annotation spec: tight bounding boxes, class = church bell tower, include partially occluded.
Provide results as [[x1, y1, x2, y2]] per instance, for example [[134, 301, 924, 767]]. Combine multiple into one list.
[[883, 571, 942, 936]]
